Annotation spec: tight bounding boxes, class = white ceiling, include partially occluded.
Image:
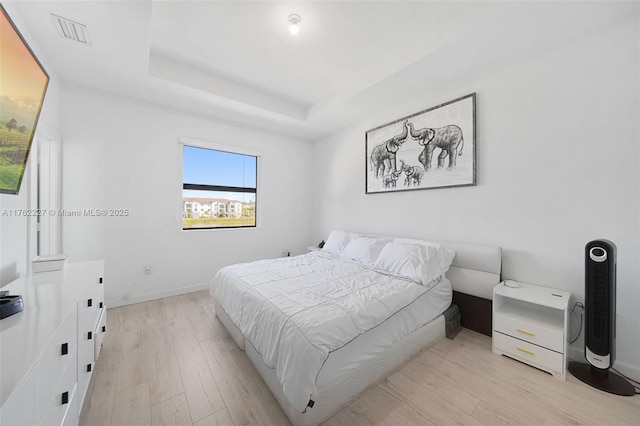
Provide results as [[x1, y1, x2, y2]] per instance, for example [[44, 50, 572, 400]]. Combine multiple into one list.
[[4, 1, 638, 141]]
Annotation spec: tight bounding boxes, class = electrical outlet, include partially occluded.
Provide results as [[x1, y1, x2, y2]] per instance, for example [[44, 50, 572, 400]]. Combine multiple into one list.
[[144, 264, 151, 275]]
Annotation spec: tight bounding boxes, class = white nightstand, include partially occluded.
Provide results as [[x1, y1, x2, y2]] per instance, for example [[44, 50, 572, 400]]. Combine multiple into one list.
[[492, 281, 571, 380], [307, 245, 321, 253]]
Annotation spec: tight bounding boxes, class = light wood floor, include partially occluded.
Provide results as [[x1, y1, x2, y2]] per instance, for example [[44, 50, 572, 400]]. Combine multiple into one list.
[[79, 290, 639, 425]]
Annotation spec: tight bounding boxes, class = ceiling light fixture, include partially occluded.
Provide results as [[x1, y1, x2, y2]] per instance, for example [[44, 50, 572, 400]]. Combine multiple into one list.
[[288, 14, 301, 35]]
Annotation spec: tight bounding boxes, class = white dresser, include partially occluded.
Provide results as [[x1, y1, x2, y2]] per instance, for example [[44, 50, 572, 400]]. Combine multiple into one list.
[[492, 281, 571, 380], [0, 260, 106, 425]]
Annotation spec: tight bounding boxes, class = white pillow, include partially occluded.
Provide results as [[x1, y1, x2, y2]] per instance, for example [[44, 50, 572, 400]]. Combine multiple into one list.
[[341, 237, 387, 266], [394, 237, 456, 278], [373, 242, 440, 285], [321, 230, 356, 255]]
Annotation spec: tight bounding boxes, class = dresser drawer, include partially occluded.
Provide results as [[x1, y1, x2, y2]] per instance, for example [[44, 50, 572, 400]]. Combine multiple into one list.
[[493, 332, 563, 377], [78, 309, 98, 408], [40, 351, 77, 426], [77, 278, 103, 333], [37, 307, 77, 421], [94, 308, 107, 361], [494, 311, 563, 352]]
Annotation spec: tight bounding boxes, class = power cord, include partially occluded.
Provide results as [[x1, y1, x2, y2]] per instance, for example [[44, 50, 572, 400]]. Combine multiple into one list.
[[568, 302, 584, 344]]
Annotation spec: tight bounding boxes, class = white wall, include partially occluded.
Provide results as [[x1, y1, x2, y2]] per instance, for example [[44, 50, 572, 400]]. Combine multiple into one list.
[[60, 87, 313, 306], [0, 4, 61, 286], [311, 20, 639, 377]]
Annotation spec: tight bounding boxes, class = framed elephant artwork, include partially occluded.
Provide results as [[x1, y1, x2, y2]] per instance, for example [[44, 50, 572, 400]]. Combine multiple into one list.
[[365, 93, 476, 194]]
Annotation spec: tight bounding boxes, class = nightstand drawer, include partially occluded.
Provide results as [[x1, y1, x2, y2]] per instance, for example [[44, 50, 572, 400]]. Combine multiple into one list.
[[494, 311, 563, 352], [493, 332, 563, 376]]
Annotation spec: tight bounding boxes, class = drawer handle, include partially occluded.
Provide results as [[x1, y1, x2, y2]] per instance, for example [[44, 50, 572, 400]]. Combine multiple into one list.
[[99, 277, 103, 284], [516, 328, 535, 337], [88, 298, 93, 307], [99, 301, 103, 309], [61, 342, 68, 356], [88, 331, 93, 340], [61, 391, 69, 405], [102, 325, 106, 333], [516, 346, 535, 356], [87, 363, 92, 373]]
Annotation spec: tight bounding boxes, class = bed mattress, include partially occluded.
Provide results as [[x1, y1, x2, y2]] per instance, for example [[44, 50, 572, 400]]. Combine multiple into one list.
[[210, 251, 452, 412], [316, 274, 450, 385]]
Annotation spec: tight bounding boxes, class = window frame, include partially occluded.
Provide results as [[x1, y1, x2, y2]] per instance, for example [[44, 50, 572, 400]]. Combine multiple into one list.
[[178, 137, 260, 231]]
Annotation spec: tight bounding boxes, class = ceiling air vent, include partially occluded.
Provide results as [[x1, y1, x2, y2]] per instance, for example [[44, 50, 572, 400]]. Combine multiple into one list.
[[51, 14, 90, 45]]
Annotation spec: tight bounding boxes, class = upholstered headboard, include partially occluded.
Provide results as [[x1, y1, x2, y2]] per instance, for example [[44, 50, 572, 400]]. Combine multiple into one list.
[[438, 240, 502, 336]]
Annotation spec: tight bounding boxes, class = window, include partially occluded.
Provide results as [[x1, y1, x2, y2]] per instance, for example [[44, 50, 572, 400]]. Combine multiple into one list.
[[181, 143, 257, 230]]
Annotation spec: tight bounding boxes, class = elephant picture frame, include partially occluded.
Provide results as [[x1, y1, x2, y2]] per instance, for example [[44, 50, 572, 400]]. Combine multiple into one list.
[[365, 93, 476, 194]]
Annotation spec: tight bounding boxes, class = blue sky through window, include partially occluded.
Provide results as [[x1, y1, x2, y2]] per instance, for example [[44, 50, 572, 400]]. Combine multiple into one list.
[[183, 145, 256, 188]]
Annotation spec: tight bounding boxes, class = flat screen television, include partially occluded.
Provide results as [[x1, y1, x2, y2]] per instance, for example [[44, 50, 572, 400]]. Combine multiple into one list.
[[0, 3, 49, 194]]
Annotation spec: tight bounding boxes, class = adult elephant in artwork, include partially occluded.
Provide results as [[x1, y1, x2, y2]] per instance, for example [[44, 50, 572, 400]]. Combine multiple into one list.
[[406, 121, 464, 171], [370, 120, 408, 178]]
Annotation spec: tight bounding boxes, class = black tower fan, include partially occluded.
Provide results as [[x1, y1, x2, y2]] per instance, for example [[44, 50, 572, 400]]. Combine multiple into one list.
[[568, 239, 635, 395]]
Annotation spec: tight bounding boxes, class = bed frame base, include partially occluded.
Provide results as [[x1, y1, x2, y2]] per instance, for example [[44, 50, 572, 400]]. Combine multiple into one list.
[[243, 313, 444, 426], [214, 300, 245, 350]]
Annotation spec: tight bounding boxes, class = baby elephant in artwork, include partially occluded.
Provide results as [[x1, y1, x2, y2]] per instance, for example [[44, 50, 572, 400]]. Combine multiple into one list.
[[407, 122, 464, 171], [382, 170, 402, 189], [399, 160, 424, 187]]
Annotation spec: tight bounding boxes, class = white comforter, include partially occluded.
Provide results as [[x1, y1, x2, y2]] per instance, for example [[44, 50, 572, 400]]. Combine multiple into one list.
[[211, 251, 445, 412]]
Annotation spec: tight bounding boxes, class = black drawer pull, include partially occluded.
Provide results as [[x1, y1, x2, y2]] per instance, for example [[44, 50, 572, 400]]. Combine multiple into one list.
[[87, 298, 93, 307], [99, 302, 103, 309], [102, 325, 106, 333], [99, 277, 103, 284], [87, 363, 92, 372], [61, 391, 69, 405], [88, 331, 93, 340], [61, 343, 68, 356]]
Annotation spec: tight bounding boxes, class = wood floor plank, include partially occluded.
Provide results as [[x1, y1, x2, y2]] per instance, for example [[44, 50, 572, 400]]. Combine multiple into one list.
[[147, 325, 184, 405], [192, 408, 234, 426], [322, 405, 373, 426], [380, 370, 482, 425], [470, 400, 526, 426], [220, 339, 290, 424], [172, 327, 225, 422], [138, 298, 169, 328], [398, 355, 480, 415], [150, 393, 192, 426], [110, 382, 151, 426], [199, 336, 278, 426], [161, 295, 192, 331], [343, 386, 434, 425], [115, 320, 149, 392], [181, 292, 221, 342]]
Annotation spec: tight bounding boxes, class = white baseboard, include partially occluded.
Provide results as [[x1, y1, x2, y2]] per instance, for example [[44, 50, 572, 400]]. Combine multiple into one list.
[[106, 281, 210, 308]]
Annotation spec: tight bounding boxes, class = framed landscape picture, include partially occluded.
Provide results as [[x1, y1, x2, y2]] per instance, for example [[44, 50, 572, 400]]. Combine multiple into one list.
[[0, 4, 49, 194], [365, 93, 476, 194]]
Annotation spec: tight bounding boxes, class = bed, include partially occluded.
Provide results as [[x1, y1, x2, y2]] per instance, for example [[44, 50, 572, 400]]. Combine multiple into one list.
[[210, 232, 501, 425]]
